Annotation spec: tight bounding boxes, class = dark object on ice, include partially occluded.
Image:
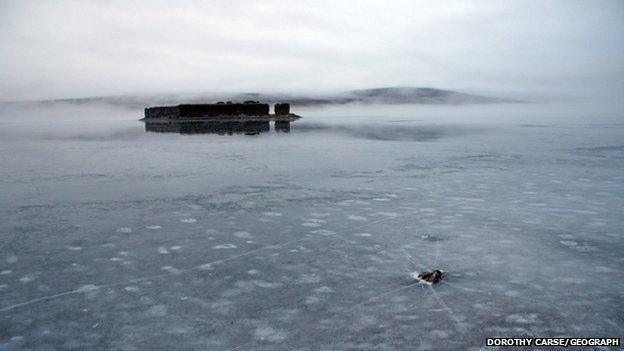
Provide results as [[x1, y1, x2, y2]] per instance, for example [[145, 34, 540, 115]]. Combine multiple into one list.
[[417, 270, 443, 284], [142, 102, 301, 134]]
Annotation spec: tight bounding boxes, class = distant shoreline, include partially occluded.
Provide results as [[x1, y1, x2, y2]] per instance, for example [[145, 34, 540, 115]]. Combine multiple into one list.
[[0, 87, 523, 109]]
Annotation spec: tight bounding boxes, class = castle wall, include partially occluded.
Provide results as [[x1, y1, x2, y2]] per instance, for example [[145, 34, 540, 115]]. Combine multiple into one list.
[[145, 103, 270, 118], [274, 103, 290, 115], [144, 106, 181, 118], [179, 103, 269, 117]]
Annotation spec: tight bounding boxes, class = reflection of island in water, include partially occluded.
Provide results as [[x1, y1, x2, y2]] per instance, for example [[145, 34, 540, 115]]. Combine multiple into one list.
[[142, 101, 299, 135], [144, 120, 290, 135]]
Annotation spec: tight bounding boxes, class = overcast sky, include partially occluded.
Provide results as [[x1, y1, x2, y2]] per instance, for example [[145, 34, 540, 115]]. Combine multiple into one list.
[[1, 0, 623, 101]]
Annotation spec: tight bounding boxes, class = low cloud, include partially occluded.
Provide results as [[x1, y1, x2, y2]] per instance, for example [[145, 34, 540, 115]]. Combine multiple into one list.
[[0, 0, 622, 101]]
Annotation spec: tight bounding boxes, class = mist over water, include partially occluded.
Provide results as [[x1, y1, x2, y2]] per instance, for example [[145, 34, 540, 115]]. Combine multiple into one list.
[[0, 101, 623, 349]]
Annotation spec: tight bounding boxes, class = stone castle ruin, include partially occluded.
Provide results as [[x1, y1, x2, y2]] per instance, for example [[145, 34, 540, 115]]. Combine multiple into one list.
[[142, 101, 300, 134]]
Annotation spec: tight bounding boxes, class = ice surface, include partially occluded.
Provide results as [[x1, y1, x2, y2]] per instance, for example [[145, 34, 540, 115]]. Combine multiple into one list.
[[0, 101, 623, 349]]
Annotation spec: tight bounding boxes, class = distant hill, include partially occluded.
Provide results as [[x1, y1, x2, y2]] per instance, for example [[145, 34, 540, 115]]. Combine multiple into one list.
[[2, 87, 521, 108], [345, 87, 517, 104]]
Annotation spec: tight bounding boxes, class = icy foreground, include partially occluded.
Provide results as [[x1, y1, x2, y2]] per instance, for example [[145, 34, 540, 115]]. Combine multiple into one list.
[[0, 102, 622, 350]]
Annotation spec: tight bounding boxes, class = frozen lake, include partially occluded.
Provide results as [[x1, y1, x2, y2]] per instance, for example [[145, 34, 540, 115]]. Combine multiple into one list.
[[1, 101, 623, 350]]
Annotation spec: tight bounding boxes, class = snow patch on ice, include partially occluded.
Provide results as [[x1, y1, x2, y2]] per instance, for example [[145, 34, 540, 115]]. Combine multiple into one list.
[[255, 281, 282, 289], [504, 290, 521, 297], [430, 330, 450, 339], [19, 275, 34, 283], [76, 284, 98, 293], [297, 273, 322, 284], [145, 304, 168, 317], [375, 212, 400, 217], [254, 326, 287, 343], [213, 244, 237, 249], [505, 313, 539, 324], [310, 212, 331, 218], [234, 231, 252, 239], [314, 286, 335, 293], [196, 263, 214, 271], [240, 201, 256, 209], [311, 229, 335, 236]]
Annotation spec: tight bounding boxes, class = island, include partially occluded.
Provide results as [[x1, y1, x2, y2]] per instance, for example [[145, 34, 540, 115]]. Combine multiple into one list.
[[142, 101, 301, 134]]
